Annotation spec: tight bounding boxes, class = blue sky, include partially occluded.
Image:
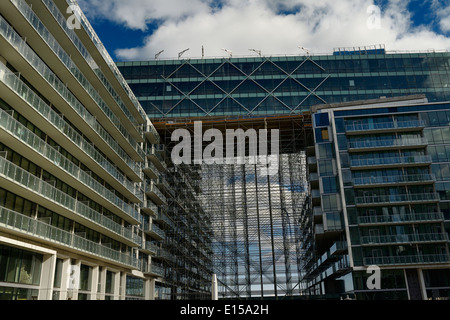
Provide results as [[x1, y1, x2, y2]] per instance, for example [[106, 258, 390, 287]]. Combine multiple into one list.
[[77, 0, 450, 61]]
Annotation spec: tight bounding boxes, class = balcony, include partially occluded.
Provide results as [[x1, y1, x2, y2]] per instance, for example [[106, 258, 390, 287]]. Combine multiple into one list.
[[355, 193, 440, 206], [0, 61, 141, 201], [155, 212, 176, 230], [345, 120, 426, 135], [353, 173, 435, 188], [147, 145, 167, 171], [140, 241, 158, 255], [143, 159, 160, 180], [140, 200, 158, 217], [142, 262, 164, 277], [145, 124, 161, 145], [357, 212, 444, 225], [360, 233, 448, 246], [313, 207, 323, 223], [363, 254, 450, 266], [0, 108, 141, 223], [144, 179, 167, 205], [156, 176, 174, 197], [0, 206, 139, 269], [142, 221, 165, 240], [49, 0, 149, 126], [350, 155, 432, 169], [348, 137, 428, 152], [0, 156, 141, 245], [2, 2, 144, 160]]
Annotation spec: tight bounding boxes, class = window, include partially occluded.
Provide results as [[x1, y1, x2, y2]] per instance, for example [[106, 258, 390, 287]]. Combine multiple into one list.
[[326, 212, 343, 230], [315, 113, 330, 127], [317, 143, 334, 159], [106, 271, 115, 295], [322, 194, 340, 212], [322, 176, 339, 194], [126, 276, 145, 299], [79, 264, 92, 292], [0, 245, 42, 286], [315, 128, 330, 143], [318, 160, 334, 176]]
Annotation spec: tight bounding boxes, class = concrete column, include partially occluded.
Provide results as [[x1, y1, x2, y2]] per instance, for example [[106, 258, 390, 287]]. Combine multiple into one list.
[[212, 274, 218, 300], [418, 269, 428, 300], [90, 265, 100, 300], [98, 267, 107, 300], [38, 253, 56, 300], [144, 278, 152, 300], [119, 272, 127, 300], [67, 260, 81, 300], [58, 258, 71, 300], [113, 271, 121, 300], [148, 278, 155, 300]]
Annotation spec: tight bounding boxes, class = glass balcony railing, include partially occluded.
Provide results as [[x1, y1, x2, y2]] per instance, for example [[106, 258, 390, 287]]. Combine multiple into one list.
[[11, 0, 145, 160], [357, 212, 444, 224], [140, 200, 159, 216], [355, 193, 440, 205], [363, 254, 450, 266], [141, 262, 164, 276], [2, 4, 143, 169], [144, 159, 160, 178], [0, 206, 139, 268], [157, 176, 173, 195], [144, 179, 167, 204], [350, 155, 432, 167], [360, 233, 448, 245], [140, 240, 158, 254], [0, 108, 140, 222], [0, 61, 141, 199], [42, 0, 144, 133], [64, 0, 148, 124], [147, 145, 167, 169], [0, 156, 140, 244], [353, 173, 435, 186], [142, 221, 165, 239], [345, 120, 426, 133], [348, 137, 428, 150]]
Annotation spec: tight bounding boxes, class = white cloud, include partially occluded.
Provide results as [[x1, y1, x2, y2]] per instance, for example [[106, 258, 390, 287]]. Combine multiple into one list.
[[78, 0, 450, 60], [77, 0, 213, 30]]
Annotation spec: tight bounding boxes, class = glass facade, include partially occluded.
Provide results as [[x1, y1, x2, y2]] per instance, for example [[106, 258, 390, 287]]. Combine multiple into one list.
[[304, 98, 450, 300], [117, 51, 450, 119]]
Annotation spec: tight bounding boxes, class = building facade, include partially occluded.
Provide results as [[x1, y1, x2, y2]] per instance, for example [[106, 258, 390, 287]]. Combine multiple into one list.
[[1, 0, 449, 301], [303, 96, 450, 299], [118, 50, 450, 299], [0, 0, 214, 300], [116, 48, 450, 120]]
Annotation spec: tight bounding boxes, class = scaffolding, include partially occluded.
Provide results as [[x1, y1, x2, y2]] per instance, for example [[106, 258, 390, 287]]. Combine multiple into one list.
[[153, 114, 313, 299]]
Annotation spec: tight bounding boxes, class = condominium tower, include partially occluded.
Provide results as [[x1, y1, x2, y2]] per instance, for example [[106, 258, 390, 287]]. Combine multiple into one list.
[[0, 0, 214, 300]]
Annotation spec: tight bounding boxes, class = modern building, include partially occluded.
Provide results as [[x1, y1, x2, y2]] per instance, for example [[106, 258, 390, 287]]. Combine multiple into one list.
[[1, 0, 449, 301], [0, 0, 215, 300], [117, 49, 450, 299], [303, 95, 450, 300], [116, 46, 450, 119]]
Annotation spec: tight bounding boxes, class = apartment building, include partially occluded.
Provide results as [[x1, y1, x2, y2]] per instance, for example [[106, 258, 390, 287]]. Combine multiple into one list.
[[0, 0, 171, 300], [302, 96, 450, 299]]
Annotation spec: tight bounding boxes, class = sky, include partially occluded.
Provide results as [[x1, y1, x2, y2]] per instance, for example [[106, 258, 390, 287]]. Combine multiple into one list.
[[76, 0, 450, 61]]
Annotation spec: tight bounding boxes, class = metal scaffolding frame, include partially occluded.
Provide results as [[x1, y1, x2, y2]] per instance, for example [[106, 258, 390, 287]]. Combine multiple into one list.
[[153, 114, 313, 299]]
